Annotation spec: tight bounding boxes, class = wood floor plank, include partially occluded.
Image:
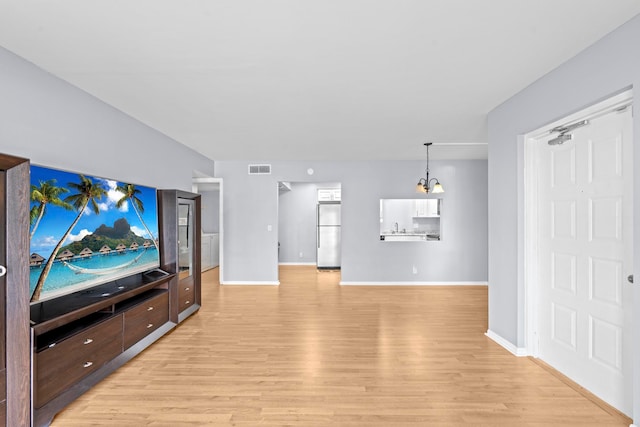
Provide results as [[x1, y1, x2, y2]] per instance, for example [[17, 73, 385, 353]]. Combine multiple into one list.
[[52, 266, 632, 426]]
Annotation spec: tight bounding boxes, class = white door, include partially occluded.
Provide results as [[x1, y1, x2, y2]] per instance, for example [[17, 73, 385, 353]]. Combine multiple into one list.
[[536, 107, 633, 415]]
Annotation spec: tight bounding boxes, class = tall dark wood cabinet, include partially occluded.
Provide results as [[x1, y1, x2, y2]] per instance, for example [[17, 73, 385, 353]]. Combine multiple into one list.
[[158, 190, 202, 323], [0, 154, 31, 427]]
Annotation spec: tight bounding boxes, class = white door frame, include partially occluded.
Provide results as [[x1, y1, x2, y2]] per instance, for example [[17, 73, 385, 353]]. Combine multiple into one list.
[[192, 176, 224, 283], [519, 90, 640, 400]]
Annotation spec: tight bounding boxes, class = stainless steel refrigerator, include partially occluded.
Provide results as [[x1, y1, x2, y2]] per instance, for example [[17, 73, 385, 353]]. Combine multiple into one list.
[[317, 202, 341, 269]]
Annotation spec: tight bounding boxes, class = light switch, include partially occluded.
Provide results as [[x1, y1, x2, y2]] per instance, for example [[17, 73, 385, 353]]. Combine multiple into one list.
[[267, 224, 272, 231]]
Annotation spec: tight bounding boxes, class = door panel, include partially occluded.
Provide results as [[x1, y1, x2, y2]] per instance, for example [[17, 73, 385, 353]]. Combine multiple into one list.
[[551, 302, 577, 350], [589, 315, 622, 371], [590, 257, 622, 306], [537, 107, 633, 415]]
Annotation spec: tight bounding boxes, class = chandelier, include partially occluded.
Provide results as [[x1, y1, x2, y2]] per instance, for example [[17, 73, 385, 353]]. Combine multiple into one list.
[[416, 142, 444, 194]]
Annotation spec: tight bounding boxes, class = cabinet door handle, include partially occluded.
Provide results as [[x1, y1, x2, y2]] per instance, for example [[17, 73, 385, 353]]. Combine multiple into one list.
[[185, 287, 190, 291], [0, 265, 6, 277], [83, 361, 93, 368], [147, 323, 154, 329], [48, 343, 56, 348], [147, 306, 154, 311], [185, 301, 190, 305], [84, 338, 93, 345]]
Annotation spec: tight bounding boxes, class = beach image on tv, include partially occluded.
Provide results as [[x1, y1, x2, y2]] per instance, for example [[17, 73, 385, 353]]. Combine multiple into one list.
[[29, 165, 160, 303]]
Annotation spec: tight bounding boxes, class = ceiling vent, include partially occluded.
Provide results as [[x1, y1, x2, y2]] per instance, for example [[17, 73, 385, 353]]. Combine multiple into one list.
[[248, 164, 272, 175]]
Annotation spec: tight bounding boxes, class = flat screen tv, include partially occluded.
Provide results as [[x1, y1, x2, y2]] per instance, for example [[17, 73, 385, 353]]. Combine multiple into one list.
[[29, 165, 160, 303]]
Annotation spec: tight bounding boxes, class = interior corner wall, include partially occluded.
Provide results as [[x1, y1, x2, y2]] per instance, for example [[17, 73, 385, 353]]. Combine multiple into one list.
[[216, 159, 488, 284], [278, 182, 321, 264], [486, 14, 640, 420], [0, 46, 215, 190]]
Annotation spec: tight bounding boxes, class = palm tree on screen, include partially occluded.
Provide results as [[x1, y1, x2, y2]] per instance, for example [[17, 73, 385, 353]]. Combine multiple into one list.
[[116, 183, 158, 250], [30, 175, 107, 302], [30, 179, 73, 240]]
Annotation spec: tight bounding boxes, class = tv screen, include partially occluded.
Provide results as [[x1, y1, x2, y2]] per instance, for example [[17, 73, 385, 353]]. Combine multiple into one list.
[[29, 165, 160, 303]]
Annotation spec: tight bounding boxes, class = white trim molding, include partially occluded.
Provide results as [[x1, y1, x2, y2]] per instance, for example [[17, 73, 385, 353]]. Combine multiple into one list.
[[485, 330, 528, 357], [340, 281, 488, 286], [221, 281, 280, 286]]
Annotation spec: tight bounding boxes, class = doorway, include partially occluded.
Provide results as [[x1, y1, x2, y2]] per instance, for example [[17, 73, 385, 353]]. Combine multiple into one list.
[[524, 91, 633, 415], [277, 182, 342, 279], [192, 176, 223, 283]]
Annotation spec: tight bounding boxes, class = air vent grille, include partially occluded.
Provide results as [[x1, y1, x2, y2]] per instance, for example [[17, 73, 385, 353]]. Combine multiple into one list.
[[248, 164, 272, 175], [249, 165, 271, 175]]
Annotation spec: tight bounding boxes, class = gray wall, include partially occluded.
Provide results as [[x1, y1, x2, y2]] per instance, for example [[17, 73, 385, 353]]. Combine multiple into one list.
[[216, 159, 488, 284], [487, 14, 640, 421], [0, 47, 215, 190]]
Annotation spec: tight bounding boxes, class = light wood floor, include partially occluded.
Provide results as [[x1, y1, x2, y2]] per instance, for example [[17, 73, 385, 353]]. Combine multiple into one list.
[[53, 266, 632, 426]]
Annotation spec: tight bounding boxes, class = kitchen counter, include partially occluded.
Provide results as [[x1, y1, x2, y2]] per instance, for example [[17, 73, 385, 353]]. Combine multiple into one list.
[[380, 232, 440, 242]]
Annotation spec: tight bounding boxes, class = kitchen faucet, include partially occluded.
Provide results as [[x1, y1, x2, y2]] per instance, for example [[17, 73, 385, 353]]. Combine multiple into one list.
[[394, 222, 399, 233]]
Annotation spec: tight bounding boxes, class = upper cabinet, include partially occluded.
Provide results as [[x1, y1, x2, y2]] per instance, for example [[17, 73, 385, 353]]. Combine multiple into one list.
[[413, 199, 440, 217], [317, 189, 341, 202]]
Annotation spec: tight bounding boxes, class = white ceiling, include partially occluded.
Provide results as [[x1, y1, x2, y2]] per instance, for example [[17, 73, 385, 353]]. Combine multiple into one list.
[[1, 1, 639, 161]]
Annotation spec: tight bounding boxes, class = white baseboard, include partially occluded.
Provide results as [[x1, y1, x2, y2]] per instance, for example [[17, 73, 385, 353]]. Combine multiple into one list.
[[278, 262, 316, 266], [221, 281, 279, 286], [339, 281, 488, 286], [485, 329, 528, 357]]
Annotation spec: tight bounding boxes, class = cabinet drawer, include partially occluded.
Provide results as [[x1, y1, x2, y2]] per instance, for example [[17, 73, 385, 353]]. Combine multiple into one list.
[[123, 292, 169, 349], [178, 281, 195, 311], [35, 314, 123, 408]]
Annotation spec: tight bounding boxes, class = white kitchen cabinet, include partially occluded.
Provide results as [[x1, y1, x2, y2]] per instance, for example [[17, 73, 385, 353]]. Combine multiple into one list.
[[413, 199, 440, 217], [318, 188, 341, 202], [211, 233, 219, 267], [201, 233, 219, 271]]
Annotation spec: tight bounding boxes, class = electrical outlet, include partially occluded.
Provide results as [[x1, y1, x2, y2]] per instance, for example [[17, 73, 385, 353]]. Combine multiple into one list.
[[412, 265, 418, 275], [299, 252, 304, 258]]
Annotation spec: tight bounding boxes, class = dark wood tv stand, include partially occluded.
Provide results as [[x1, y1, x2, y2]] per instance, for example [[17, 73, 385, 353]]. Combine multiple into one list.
[[31, 271, 177, 427], [0, 150, 203, 427], [30, 189, 202, 427]]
